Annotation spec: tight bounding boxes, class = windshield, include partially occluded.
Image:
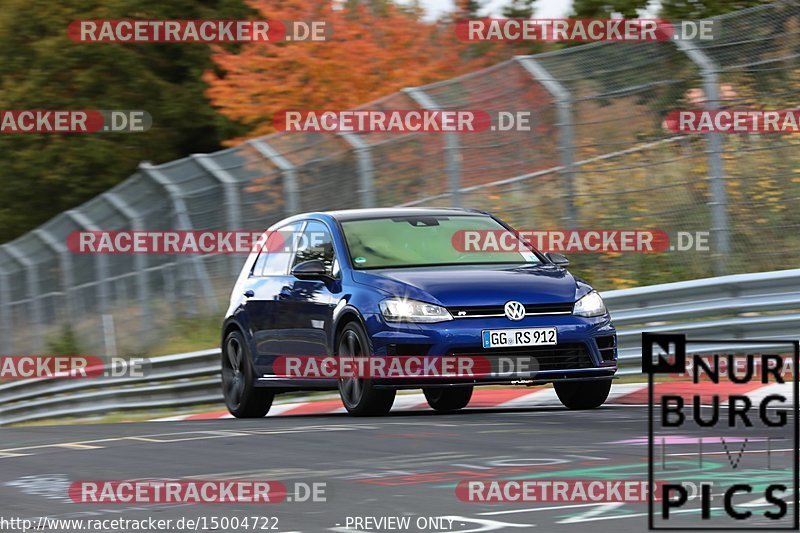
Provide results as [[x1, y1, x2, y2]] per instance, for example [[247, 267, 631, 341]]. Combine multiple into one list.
[[340, 215, 541, 269]]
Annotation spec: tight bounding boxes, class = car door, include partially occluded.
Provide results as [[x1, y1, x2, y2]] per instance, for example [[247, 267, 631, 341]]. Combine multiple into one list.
[[241, 222, 301, 374], [280, 220, 342, 358]]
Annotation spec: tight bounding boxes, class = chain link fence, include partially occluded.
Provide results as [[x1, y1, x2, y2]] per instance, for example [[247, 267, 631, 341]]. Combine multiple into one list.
[[1, 1, 798, 356]]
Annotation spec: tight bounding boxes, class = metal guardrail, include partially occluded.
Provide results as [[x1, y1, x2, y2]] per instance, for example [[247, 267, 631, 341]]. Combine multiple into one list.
[[0, 349, 220, 426], [610, 268, 800, 364], [1, 268, 798, 425]]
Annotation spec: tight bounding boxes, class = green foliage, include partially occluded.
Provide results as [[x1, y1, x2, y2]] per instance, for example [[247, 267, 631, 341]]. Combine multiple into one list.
[[461, 0, 484, 17], [501, 0, 536, 18], [148, 315, 224, 356], [0, 0, 252, 242], [46, 324, 83, 356]]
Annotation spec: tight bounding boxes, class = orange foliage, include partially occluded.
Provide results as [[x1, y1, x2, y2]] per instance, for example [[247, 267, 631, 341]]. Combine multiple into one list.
[[204, 0, 500, 142]]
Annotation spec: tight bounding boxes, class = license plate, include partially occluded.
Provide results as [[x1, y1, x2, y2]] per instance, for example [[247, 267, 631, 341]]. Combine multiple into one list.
[[482, 327, 557, 348]]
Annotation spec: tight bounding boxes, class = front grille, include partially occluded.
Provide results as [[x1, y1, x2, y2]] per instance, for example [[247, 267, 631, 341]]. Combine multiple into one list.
[[448, 302, 574, 318], [449, 343, 592, 372]]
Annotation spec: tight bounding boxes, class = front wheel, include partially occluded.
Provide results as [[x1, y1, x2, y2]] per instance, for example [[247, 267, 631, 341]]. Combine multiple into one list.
[[222, 330, 274, 418], [336, 322, 396, 416], [554, 379, 611, 410], [423, 386, 473, 412]]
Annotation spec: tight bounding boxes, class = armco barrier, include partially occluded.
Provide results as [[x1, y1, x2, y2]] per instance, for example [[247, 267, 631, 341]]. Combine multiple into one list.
[[1, 268, 798, 425]]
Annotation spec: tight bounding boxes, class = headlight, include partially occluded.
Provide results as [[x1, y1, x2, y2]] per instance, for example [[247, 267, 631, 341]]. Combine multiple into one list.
[[573, 291, 607, 317], [379, 298, 453, 323]]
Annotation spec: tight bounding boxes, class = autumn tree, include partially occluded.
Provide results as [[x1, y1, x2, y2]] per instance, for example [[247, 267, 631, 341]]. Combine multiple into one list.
[[205, 0, 501, 140]]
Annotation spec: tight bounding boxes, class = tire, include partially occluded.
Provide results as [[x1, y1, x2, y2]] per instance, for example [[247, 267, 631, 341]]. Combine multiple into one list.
[[554, 379, 611, 410], [423, 386, 473, 412], [336, 322, 396, 416], [222, 330, 274, 418]]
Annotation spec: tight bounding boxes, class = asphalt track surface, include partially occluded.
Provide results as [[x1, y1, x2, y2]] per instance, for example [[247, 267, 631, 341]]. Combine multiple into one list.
[[0, 402, 795, 533]]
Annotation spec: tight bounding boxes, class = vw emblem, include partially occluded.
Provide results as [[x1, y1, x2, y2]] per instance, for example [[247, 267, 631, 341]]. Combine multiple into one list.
[[504, 301, 526, 321]]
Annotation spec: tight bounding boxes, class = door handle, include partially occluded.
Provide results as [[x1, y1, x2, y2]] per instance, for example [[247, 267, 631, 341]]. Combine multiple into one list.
[[244, 289, 255, 298]]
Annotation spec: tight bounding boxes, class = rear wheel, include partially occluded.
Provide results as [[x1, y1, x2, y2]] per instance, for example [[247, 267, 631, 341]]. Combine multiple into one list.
[[337, 322, 395, 416], [222, 330, 274, 418], [554, 379, 611, 410], [423, 386, 473, 412]]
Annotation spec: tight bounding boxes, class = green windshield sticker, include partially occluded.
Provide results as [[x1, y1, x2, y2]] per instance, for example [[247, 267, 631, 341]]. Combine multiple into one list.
[[354, 256, 367, 264]]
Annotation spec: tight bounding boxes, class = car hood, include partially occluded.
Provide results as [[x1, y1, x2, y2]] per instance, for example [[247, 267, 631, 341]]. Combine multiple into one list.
[[352, 264, 588, 307]]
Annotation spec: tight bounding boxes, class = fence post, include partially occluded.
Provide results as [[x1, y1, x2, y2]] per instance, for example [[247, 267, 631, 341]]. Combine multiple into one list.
[[0, 262, 12, 353], [516, 56, 577, 229], [339, 132, 375, 208], [2, 244, 44, 352], [249, 139, 300, 216], [139, 163, 217, 315], [191, 154, 244, 276], [103, 192, 151, 340], [404, 87, 462, 207], [65, 210, 110, 314], [675, 40, 729, 275], [32, 228, 75, 328]]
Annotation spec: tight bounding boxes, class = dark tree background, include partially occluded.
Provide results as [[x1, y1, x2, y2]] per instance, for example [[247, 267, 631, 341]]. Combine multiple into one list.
[[0, 0, 252, 241]]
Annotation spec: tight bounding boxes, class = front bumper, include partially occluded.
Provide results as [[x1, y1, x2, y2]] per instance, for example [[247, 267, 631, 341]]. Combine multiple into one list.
[[363, 312, 617, 389]]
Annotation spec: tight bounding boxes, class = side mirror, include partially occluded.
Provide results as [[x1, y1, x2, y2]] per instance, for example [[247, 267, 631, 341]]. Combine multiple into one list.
[[545, 252, 569, 266], [291, 259, 332, 280]]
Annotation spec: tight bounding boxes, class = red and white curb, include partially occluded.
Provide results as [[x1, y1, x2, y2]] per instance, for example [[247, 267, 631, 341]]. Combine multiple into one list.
[[152, 381, 794, 422]]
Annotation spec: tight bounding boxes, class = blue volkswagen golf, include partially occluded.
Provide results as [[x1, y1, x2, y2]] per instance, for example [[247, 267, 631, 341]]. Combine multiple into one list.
[[221, 208, 617, 417]]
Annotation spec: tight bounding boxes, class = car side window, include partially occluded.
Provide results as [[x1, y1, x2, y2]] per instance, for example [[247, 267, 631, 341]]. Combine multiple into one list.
[[291, 220, 336, 276], [253, 222, 301, 277], [251, 246, 268, 277]]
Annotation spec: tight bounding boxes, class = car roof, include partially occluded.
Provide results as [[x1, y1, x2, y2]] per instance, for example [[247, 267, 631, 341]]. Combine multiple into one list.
[[315, 207, 489, 222]]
